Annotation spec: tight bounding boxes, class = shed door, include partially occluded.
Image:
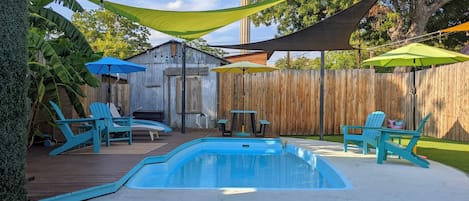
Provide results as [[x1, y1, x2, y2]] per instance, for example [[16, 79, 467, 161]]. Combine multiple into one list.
[[176, 76, 201, 114]]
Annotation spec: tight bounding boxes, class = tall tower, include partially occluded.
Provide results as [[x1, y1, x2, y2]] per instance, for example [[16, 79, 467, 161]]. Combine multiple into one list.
[[240, 0, 250, 54]]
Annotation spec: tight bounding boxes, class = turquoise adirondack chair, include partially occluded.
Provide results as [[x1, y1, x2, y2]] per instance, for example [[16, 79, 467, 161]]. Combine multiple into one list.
[[89, 102, 132, 147], [343, 111, 386, 154], [377, 113, 431, 168], [49, 101, 101, 155]]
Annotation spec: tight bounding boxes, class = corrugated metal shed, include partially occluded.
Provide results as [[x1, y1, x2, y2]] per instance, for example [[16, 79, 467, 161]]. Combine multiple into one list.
[[126, 40, 229, 129]]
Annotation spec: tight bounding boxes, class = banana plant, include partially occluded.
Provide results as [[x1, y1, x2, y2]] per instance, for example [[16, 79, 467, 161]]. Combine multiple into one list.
[[27, 0, 100, 146]]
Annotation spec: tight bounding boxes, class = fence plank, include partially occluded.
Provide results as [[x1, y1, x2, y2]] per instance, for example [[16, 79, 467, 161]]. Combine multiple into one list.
[[216, 62, 469, 141]]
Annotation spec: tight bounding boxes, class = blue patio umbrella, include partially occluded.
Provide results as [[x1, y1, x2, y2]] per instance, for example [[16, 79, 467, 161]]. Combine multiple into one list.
[[86, 57, 146, 104]]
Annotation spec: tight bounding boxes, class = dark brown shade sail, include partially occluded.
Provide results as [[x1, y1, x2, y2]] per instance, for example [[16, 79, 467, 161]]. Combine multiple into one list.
[[212, 0, 377, 53]]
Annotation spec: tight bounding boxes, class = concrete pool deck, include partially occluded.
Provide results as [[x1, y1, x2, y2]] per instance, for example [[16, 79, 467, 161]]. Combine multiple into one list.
[[91, 137, 469, 201]]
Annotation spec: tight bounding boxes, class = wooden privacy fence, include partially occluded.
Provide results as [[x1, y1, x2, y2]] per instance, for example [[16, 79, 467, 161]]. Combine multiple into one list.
[[217, 61, 469, 142], [82, 76, 130, 116]]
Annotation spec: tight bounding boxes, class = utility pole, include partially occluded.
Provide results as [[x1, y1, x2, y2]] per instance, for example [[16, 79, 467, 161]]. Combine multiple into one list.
[[240, 0, 250, 54]]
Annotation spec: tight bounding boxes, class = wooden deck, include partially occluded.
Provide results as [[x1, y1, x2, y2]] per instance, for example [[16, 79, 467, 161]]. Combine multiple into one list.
[[26, 129, 218, 200]]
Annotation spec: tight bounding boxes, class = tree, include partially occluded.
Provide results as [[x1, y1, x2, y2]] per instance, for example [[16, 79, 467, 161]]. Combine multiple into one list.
[[252, 0, 453, 41], [27, 0, 100, 145], [384, 0, 452, 41], [275, 56, 320, 70], [72, 9, 152, 58], [251, 0, 362, 36], [0, 0, 28, 200], [251, 0, 459, 69], [325, 51, 357, 69], [186, 38, 228, 58], [425, 0, 469, 50]]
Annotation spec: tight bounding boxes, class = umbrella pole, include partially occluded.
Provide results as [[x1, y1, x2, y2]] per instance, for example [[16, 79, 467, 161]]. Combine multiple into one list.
[[411, 59, 416, 130], [181, 42, 186, 133], [108, 65, 111, 107], [319, 51, 325, 140], [412, 66, 416, 130], [242, 69, 245, 134]]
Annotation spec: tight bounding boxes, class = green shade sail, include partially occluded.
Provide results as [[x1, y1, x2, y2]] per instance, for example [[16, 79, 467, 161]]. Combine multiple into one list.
[[362, 43, 469, 67], [90, 0, 285, 40]]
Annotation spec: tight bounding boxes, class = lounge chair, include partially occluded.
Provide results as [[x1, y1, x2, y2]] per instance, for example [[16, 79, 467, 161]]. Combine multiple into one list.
[[377, 113, 432, 168], [89, 102, 133, 146], [108, 103, 172, 133], [49, 101, 101, 155], [92, 102, 163, 141], [342, 111, 386, 154]]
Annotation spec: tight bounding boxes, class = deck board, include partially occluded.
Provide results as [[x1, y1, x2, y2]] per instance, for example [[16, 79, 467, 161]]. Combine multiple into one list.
[[26, 129, 216, 201]]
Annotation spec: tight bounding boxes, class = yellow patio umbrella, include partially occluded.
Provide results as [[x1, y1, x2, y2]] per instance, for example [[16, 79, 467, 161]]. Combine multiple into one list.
[[212, 61, 279, 134]]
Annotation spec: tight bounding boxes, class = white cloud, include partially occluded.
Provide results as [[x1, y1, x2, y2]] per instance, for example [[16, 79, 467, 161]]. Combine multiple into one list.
[[187, 0, 222, 11], [111, 0, 225, 11], [167, 0, 183, 9]]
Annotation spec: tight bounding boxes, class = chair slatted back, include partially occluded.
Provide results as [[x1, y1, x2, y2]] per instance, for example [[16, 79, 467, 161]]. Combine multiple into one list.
[[363, 111, 386, 138], [89, 102, 112, 129], [406, 113, 432, 151], [49, 101, 74, 139]]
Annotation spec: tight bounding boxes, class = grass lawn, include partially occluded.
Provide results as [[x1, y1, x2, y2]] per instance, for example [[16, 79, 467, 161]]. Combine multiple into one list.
[[290, 135, 469, 174]]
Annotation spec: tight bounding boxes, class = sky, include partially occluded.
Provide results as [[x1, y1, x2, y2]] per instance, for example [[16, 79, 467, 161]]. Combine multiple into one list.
[[49, 0, 319, 64]]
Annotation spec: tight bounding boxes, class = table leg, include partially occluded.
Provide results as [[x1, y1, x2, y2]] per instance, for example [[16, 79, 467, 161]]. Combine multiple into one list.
[[251, 113, 256, 134], [377, 133, 388, 164], [93, 122, 101, 153], [231, 113, 236, 135]]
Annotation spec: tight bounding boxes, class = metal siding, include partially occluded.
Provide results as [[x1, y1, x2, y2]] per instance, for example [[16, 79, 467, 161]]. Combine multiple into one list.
[[127, 43, 224, 128]]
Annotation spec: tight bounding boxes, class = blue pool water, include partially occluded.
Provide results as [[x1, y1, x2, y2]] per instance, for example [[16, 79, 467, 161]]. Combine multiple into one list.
[[125, 138, 349, 190]]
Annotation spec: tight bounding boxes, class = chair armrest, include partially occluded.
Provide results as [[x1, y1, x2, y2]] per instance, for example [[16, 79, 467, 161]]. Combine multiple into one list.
[[56, 118, 100, 124], [342, 125, 384, 129], [112, 117, 133, 120], [378, 128, 420, 136], [112, 116, 132, 125], [342, 125, 383, 134]]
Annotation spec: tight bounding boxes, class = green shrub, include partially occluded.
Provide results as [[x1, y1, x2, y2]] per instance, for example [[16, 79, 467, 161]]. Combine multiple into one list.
[[0, 0, 29, 200]]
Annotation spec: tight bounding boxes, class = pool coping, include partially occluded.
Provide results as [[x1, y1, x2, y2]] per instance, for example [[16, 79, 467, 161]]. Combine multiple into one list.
[[39, 137, 282, 201], [125, 138, 351, 190], [41, 137, 469, 201]]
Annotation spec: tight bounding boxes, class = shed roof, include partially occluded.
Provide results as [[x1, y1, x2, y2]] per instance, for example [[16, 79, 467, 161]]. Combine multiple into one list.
[[126, 40, 230, 64]]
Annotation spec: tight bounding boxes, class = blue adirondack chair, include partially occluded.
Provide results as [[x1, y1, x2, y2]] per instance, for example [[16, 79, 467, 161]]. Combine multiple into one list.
[[343, 111, 386, 154], [377, 113, 431, 168], [49, 101, 101, 155], [89, 102, 132, 147]]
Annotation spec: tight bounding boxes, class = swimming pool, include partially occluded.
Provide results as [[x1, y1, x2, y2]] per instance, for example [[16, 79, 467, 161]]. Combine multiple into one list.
[[126, 138, 349, 190]]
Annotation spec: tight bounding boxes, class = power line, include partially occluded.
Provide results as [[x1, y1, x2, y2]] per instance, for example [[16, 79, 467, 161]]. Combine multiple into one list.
[[366, 31, 454, 51]]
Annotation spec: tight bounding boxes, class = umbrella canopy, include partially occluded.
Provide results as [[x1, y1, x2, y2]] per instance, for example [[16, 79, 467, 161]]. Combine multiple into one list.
[[86, 57, 146, 74], [86, 57, 146, 104], [211, 61, 279, 73], [362, 43, 469, 129], [362, 43, 469, 67]]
